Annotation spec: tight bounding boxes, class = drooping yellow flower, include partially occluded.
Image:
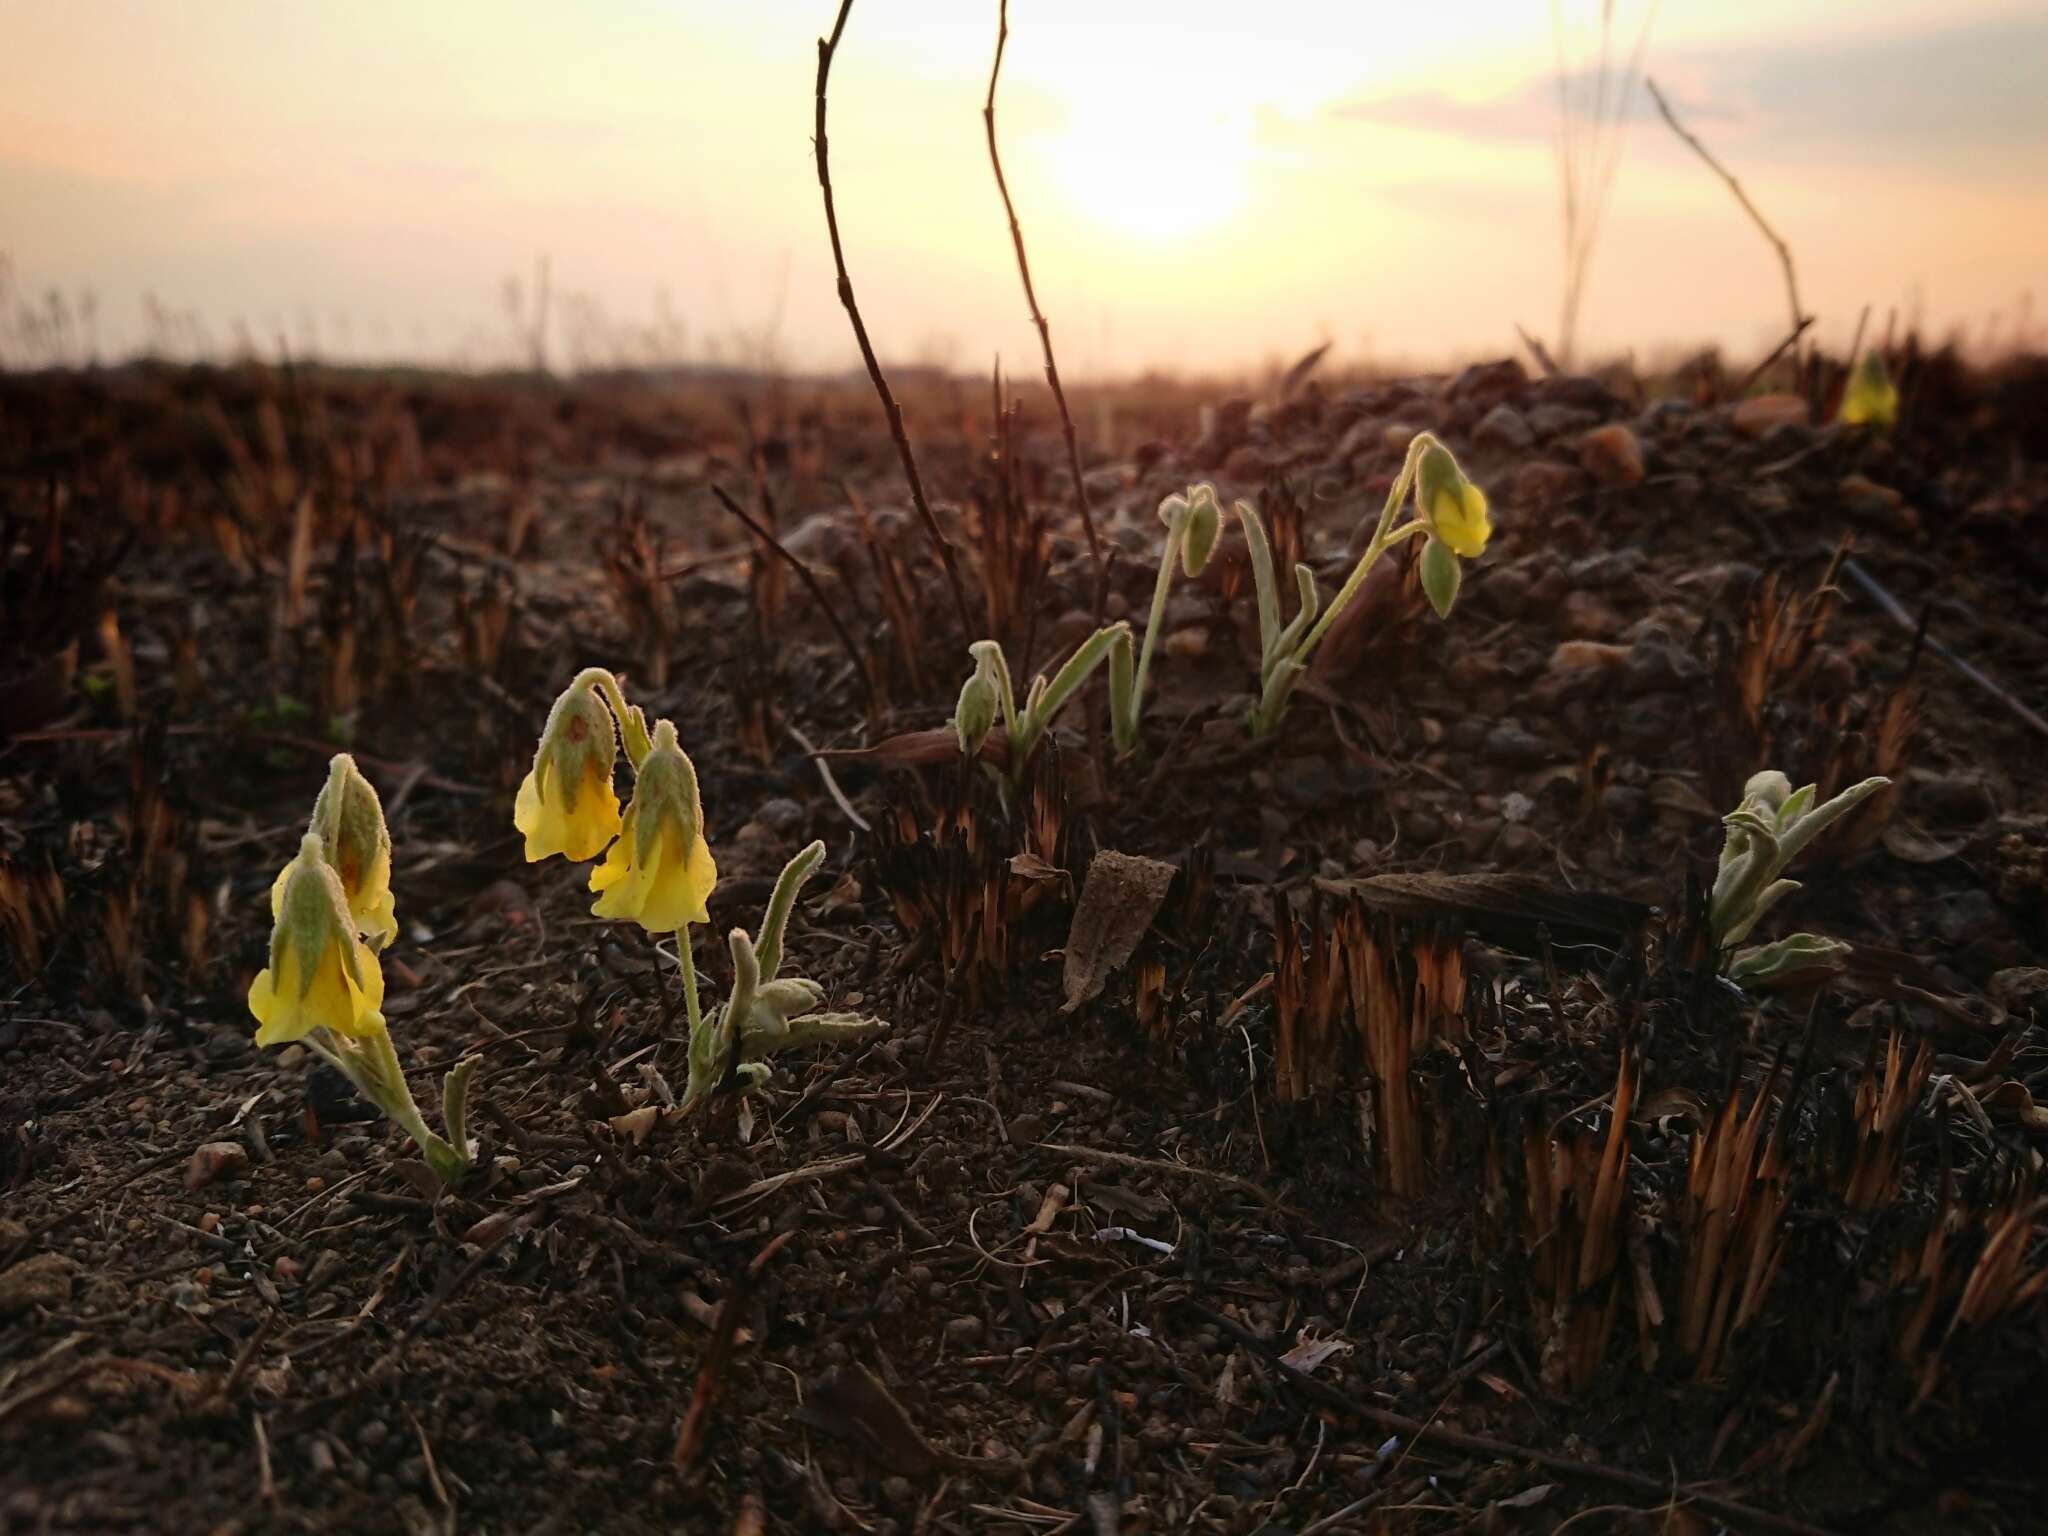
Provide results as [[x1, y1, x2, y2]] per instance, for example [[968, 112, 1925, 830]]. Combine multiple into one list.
[[270, 754, 396, 950], [589, 719, 717, 932], [1837, 351, 1898, 429], [515, 676, 622, 862], [1415, 442, 1492, 559], [249, 835, 387, 1047]]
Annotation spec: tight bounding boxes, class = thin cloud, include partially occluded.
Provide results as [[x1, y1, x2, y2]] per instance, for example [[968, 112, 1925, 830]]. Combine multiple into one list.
[[1332, 7, 2048, 175]]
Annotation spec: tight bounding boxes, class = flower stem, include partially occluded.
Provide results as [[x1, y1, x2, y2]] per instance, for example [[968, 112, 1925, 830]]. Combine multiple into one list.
[[1290, 435, 1428, 665], [577, 667, 653, 767], [311, 1024, 468, 1186], [676, 927, 704, 1040], [1122, 524, 1185, 752]]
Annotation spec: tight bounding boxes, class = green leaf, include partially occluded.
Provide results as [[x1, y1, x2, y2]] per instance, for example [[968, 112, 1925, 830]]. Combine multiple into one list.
[[1419, 536, 1462, 619]]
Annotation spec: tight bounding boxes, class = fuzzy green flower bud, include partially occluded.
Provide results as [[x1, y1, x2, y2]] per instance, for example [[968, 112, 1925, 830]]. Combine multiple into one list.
[[1414, 442, 1491, 559], [303, 753, 396, 950], [1837, 351, 1898, 429], [954, 643, 1002, 758], [516, 675, 622, 863], [1180, 483, 1221, 577]]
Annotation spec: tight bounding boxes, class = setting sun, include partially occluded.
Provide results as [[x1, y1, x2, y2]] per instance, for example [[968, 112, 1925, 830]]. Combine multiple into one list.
[[1043, 96, 1256, 241]]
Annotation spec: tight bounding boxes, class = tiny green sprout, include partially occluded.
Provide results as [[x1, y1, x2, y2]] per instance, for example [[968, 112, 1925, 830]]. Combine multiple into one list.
[[1710, 769, 1890, 948], [1836, 351, 1898, 429], [950, 623, 1130, 793], [1245, 432, 1490, 739], [1709, 769, 1888, 994], [1110, 484, 1221, 755], [682, 840, 884, 1113]]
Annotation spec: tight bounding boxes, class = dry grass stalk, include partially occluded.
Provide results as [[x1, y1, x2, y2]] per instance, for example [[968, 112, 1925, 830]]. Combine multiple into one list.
[[870, 750, 1066, 1014], [972, 371, 1050, 657], [1521, 1048, 1637, 1393], [711, 483, 874, 718], [596, 500, 671, 690], [1825, 682, 1917, 856], [1728, 552, 1842, 757], [0, 857, 66, 976], [745, 455, 788, 631], [181, 888, 211, 981], [1268, 896, 1467, 1191], [456, 574, 515, 677], [1676, 1067, 1791, 1379], [1549, 2, 1659, 368], [1133, 956, 1168, 1039], [1346, 903, 1466, 1196], [1269, 893, 1328, 1102], [847, 484, 926, 698], [96, 608, 137, 720], [1897, 1183, 2048, 1402], [1129, 851, 1215, 1040], [1843, 1031, 1933, 1210]]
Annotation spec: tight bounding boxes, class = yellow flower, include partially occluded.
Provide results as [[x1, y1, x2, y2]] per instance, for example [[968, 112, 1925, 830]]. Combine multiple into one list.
[[270, 754, 396, 950], [1416, 442, 1492, 559], [249, 835, 387, 1047], [515, 676, 622, 862], [588, 719, 718, 932], [1837, 351, 1898, 428]]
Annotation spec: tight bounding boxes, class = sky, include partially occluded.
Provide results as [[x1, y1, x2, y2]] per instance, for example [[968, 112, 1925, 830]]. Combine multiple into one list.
[[2, 0, 2045, 376]]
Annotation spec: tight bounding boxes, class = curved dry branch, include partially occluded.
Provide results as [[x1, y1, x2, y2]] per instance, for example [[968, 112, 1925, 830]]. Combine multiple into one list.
[[813, 0, 971, 639], [982, 0, 1103, 586], [1646, 75, 1804, 340]]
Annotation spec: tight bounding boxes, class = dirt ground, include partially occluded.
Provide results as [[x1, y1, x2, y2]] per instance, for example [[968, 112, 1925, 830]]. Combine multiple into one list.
[[3, 350, 2047, 1534]]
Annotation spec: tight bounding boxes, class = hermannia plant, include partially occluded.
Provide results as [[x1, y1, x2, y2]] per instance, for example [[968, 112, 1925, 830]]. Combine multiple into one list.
[[518, 667, 881, 1114], [250, 755, 478, 1185], [1242, 432, 1491, 739]]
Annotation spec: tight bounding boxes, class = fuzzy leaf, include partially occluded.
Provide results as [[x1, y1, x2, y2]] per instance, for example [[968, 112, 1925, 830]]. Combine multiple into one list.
[[1419, 536, 1462, 618]]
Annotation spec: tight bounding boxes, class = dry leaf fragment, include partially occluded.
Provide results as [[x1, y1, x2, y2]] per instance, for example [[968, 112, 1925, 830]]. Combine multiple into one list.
[[1881, 822, 1970, 865], [1278, 1329, 1353, 1374], [1061, 851, 1176, 1013], [801, 1365, 942, 1475], [608, 1105, 660, 1145]]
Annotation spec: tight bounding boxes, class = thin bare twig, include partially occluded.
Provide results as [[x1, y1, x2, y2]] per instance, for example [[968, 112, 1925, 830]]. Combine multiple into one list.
[[813, 0, 972, 640], [675, 1230, 794, 1469], [1735, 315, 1814, 397], [787, 721, 872, 832], [983, 0, 1103, 586], [1840, 556, 2048, 740], [1516, 323, 1563, 378], [1646, 76, 1804, 341], [1036, 1141, 1297, 1217], [709, 483, 874, 715]]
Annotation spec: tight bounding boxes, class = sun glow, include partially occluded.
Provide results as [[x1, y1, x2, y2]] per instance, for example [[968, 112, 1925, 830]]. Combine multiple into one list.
[[1043, 97, 1256, 241]]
